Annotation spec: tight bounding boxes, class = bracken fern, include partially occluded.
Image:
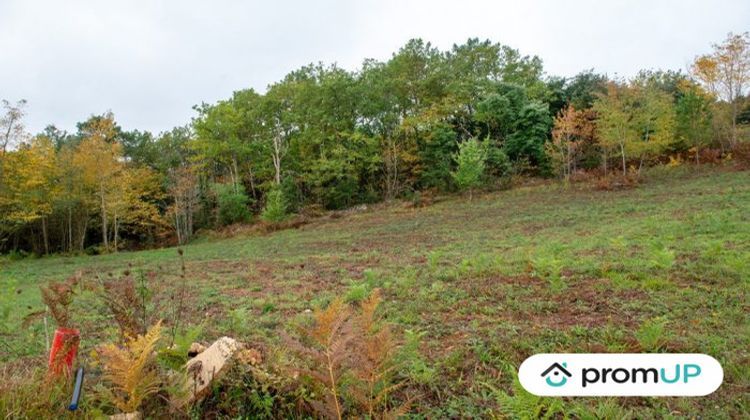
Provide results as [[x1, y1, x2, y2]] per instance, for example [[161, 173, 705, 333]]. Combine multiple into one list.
[[98, 321, 163, 413]]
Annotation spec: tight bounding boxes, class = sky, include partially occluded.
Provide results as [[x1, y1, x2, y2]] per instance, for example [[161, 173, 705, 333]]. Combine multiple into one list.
[[1, 0, 748, 135]]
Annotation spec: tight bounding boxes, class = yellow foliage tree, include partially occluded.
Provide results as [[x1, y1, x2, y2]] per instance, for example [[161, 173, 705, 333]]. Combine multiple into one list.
[[0, 136, 58, 252], [72, 115, 124, 251]]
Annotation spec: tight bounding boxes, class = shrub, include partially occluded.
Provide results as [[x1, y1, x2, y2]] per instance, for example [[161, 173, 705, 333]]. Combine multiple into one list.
[[452, 138, 487, 198], [213, 183, 251, 226], [485, 144, 512, 181], [261, 188, 288, 223], [732, 141, 750, 169], [594, 172, 640, 191]]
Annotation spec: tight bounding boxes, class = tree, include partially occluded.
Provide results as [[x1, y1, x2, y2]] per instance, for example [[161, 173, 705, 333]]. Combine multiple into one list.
[[594, 82, 676, 175], [452, 138, 486, 199], [358, 39, 443, 199], [547, 105, 596, 180], [213, 183, 251, 226], [261, 187, 288, 223], [192, 91, 263, 191], [475, 83, 552, 167], [263, 82, 297, 186], [0, 137, 57, 253], [676, 81, 713, 163], [564, 70, 608, 109], [108, 166, 165, 250], [72, 114, 124, 251], [0, 99, 27, 153], [168, 165, 200, 245], [692, 32, 750, 146], [593, 82, 638, 175], [629, 83, 676, 171]]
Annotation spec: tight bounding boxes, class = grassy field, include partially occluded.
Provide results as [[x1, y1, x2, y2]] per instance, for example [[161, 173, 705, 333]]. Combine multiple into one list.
[[2, 166, 749, 418]]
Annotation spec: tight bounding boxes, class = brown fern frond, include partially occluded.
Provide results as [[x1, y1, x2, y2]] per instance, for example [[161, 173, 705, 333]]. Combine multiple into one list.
[[284, 298, 352, 420], [101, 274, 143, 339], [282, 291, 413, 419], [39, 279, 75, 327], [349, 289, 408, 418]]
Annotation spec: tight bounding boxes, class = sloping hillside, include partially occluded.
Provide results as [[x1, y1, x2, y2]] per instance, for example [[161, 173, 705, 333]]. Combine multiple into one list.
[[2, 167, 749, 417]]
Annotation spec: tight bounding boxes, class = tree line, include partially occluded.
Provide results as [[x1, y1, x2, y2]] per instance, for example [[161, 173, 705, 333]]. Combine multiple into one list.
[[1, 33, 749, 255]]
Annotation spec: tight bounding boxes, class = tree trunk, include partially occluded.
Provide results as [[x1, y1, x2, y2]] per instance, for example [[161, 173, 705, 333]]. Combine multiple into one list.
[[113, 212, 118, 252], [731, 101, 738, 148], [620, 143, 627, 176], [232, 156, 240, 191], [100, 183, 108, 250], [41, 217, 49, 255], [247, 167, 258, 200], [79, 217, 88, 251], [67, 208, 73, 253]]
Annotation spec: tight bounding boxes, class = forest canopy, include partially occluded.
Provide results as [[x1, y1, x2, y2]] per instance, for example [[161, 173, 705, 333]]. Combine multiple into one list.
[[1, 33, 749, 255]]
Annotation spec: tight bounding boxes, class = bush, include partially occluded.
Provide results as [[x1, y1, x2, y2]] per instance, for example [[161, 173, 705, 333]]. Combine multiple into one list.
[[731, 141, 750, 169], [485, 143, 511, 180], [261, 188, 288, 223], [452, 138, 486, 198], [213, 183, 252, 226]]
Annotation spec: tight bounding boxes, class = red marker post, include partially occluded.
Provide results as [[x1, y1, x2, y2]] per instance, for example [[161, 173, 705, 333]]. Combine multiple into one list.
[[47, 327, 80, 376]]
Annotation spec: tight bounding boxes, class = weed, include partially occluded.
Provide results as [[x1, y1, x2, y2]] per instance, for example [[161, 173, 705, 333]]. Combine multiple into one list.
[[635, 317, 669, 352], [529, 250, 567, 293], [646, 240, 675, 271], [157, 323, 203, 370], [345, 281, 370, 303], [486, 371, 567, 419], [398, 330, 437, 386]]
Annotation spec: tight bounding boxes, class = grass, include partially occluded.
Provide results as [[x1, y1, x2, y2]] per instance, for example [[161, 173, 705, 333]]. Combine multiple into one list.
[[2, 166, 749, 417]]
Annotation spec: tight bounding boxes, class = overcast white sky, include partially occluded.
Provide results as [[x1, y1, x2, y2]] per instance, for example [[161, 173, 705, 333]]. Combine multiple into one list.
[[1, 0, 748, 134]]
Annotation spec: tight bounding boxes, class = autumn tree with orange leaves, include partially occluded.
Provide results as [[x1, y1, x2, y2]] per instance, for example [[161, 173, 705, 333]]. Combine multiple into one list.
[[546, 105, 597, 180]]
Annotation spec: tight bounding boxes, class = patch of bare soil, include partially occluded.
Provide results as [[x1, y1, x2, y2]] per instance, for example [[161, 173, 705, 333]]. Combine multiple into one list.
[[456, 275, 647, 329]]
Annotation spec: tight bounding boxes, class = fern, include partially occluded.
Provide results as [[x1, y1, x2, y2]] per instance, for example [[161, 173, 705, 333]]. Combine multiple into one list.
[[349, 289, 408, 418], [282, 298, 352, 420], [98, 321, 163, 413], [486, 372, 567, 420], [635, 317, 669, 352], [39, 277, 76, 328], [100, 273, 144, 338], [283, 290, 411, 419]]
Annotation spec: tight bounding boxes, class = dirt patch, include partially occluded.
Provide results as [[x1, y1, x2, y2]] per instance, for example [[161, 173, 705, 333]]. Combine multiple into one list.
[[456, 275, 646, 329]]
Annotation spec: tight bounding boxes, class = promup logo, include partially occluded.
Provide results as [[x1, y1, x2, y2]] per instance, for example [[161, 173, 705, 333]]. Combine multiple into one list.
[[541, 362, 571, 387], [519, 354, 723, 396]]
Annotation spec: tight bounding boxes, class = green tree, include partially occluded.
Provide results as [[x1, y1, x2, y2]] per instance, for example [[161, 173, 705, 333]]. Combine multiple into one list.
[[475, 83, 552, 167], [261, 188, 288, 223], [676, 81, 713, 163], [213, 183, 251, 226], [452, 138, 486, 199]]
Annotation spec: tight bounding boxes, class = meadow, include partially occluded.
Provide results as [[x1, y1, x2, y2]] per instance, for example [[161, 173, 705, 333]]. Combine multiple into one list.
[[1, 166, 749, 418]]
